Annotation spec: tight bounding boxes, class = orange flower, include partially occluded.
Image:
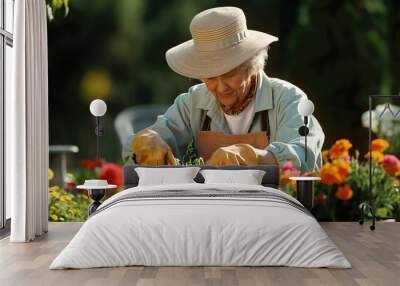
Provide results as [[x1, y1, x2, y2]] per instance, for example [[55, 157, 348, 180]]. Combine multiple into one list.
[[320, 163, 343, 186], [335, 185, 354, 201], [280, 175, 295, 189], [364, 151, 384, 163], [322, 150, 330, 160], [371, 139, 389, 153], [329, 139, 352, 159], [320, 159, 351, 186], [332, 158, 351, 178]]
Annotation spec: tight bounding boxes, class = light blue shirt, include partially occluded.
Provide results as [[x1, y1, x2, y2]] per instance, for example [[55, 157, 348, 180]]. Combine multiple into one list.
[[123, 71, 325, 172]]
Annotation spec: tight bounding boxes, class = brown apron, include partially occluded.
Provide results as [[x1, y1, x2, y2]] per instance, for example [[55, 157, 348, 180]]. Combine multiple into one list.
[[197, 110, 270, 161]]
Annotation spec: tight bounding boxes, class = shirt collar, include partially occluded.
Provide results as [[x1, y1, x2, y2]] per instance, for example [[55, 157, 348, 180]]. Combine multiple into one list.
[[195, 71, 274, 112], [254, 71, 274, 112]]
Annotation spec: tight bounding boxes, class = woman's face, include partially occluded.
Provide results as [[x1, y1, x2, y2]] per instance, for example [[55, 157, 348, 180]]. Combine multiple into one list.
[[203, 67, 255, 109]]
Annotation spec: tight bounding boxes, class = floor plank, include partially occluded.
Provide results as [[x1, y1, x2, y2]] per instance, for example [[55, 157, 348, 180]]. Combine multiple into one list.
[[0, 222, 399, 286]]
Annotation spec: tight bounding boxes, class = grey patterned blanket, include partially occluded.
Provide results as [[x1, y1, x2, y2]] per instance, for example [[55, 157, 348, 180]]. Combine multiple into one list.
[[91, 188, 309, 218]]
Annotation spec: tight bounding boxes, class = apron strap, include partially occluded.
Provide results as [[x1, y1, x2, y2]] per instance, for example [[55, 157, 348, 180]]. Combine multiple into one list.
[[260, 109, 270, 137], [248, 109, 270, 137], [201, 113, 212, 131]]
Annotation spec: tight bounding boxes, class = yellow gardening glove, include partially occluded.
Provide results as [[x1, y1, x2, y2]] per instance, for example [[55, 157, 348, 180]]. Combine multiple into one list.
[[207, 143, 260, 166], [131, 129, 177, 166]]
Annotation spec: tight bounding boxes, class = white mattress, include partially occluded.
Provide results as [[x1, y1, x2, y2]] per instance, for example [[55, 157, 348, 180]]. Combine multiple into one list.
[[49, 183, 351, 269]]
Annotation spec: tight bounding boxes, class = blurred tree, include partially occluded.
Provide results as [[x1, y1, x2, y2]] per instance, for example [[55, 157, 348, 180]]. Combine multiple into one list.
[[48, 0, 215, 163], [282, 0, 400, 152]]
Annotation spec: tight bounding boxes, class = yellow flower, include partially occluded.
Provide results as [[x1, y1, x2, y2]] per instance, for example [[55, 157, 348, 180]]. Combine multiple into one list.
[[68, 209, 78, 216], [371, 139, 389, 153], [48, 169, 54, 181], [50, 214, 58, 221], [49, 186, 60, 192], [60, 195, 72, 202], [49, 186, 61, 199]]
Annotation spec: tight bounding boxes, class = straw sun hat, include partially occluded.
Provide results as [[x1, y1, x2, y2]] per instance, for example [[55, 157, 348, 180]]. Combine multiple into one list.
[[165, 6, 278, 79]]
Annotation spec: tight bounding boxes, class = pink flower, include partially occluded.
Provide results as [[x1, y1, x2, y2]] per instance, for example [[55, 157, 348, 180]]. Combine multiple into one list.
[[382, 155, 400, 177], [281, 160, 300, 176], [281, 161, 295, 172]]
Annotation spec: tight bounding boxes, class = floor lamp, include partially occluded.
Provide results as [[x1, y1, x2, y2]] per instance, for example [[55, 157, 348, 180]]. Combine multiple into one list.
[[360, 94, 400, 231], [290, 98, 321, 211], [78, 99, 116, 216]]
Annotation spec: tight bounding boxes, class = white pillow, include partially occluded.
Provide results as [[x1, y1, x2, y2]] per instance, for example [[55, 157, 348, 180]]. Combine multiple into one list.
[[135, 167, 201, 186], [200, 169, 266, 185]]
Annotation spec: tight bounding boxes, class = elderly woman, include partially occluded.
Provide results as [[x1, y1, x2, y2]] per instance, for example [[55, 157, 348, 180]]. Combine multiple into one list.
[[123, 7, 324, 172]]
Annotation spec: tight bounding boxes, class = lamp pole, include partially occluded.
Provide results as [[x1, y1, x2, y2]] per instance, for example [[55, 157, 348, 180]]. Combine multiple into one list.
[[87, 99, 108, 216], [298, 99, 314, 166], [291, 99, 319, 213], [90, 99, 107, 160]]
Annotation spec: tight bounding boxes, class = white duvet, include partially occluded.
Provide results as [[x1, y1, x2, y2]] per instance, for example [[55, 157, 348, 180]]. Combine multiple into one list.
[[50, 183, 351, 269]]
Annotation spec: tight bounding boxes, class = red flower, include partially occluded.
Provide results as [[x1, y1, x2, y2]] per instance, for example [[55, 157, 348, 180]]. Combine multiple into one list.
[[80, 159, 104, 170], [99, 163, 123, 188], [94, 159, 104, 167]]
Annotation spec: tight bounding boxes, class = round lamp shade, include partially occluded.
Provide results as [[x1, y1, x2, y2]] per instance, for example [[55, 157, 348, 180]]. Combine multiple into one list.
[[298, 99, 314, 116], [90, 99, 107, 117], [77, 179, 116, 190]]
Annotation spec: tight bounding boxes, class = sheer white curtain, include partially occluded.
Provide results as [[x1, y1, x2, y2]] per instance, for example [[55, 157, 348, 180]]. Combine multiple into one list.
[[6, 0, 48, 242]]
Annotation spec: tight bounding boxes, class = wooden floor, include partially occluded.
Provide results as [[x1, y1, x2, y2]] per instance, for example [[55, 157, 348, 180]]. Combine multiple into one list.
[[0, 222, 399, 286]]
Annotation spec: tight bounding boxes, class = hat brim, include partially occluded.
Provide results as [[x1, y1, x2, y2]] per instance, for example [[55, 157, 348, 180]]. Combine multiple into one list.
[[165, 30, 278, 79]]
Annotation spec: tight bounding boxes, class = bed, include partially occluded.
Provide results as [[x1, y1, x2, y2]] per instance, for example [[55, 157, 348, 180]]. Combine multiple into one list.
[[49, 165, 351, 269]]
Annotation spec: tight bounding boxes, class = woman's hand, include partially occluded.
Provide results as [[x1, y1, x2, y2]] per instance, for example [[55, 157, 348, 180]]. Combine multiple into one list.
[[207, 143, 278, 166], [207, 144, 259, 166], [131, 129, 177, 166]]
